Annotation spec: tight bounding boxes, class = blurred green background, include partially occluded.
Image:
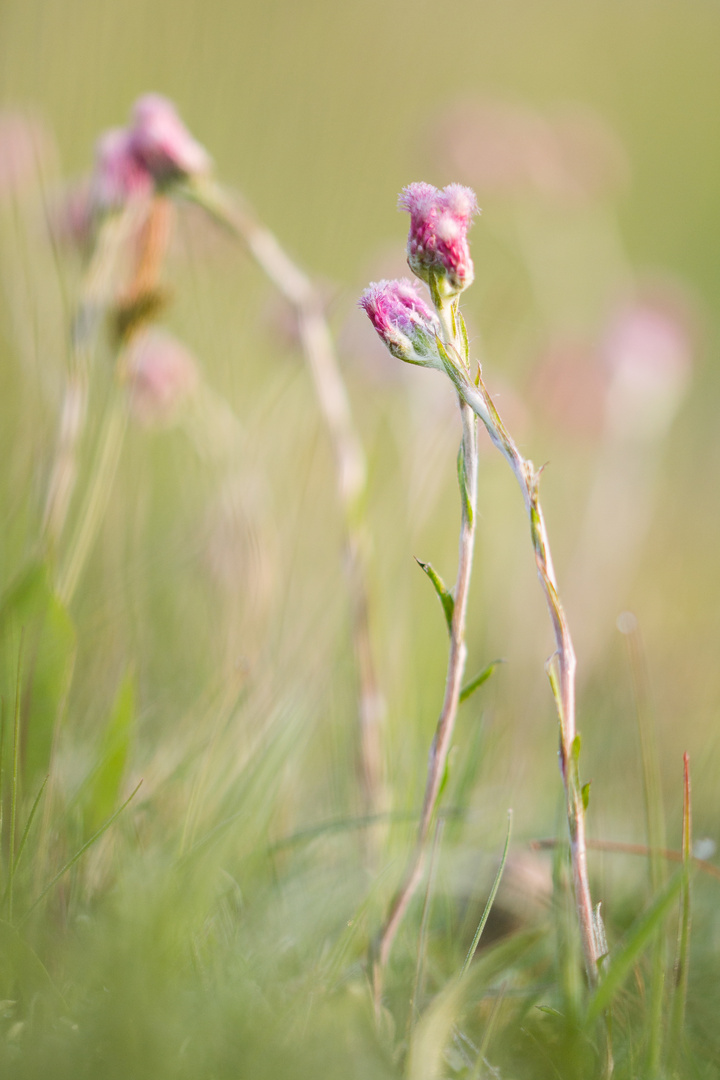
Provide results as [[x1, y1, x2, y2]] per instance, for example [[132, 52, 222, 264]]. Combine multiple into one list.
[[0, 0, 719, 1075]]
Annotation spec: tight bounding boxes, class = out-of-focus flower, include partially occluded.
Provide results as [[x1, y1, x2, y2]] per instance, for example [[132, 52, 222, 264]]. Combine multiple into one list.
[[122, 328, 199, 427], [92, 128, 154, 213], [130, 94, 211, 185], [0, 110, 57, 198], [398, 182, 478, 297], [90, 95, 210, 216], [433, 99, 628, 206], [529, 340, 608, 440], [359, 278, 442, 367], [602, 295, 693, 440]]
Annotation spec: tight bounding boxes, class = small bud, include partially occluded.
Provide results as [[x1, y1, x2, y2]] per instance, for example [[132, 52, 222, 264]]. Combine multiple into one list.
[[130, 94, 211, 185], [122, 328, 199, 427], [398, 182, 479, 297], [358, 279, 442, 368], [92, 128, 153, 212]]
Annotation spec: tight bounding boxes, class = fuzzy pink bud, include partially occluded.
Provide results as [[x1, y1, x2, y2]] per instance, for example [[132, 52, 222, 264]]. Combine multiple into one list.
[[130, 94, 211, 185], [398, 182, 479, 297], [92, 128, 153, 212], [123, 328, 199, 427], [359, 279, 442, 367]]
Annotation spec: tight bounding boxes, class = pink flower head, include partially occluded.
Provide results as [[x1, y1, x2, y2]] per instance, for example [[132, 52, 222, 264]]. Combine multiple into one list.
[[398, 182, 479, 297], [91, 127, 153, 212], [359, 278, 442, 367], [123, 328, 199, 427], [129, 94, 211, 185]]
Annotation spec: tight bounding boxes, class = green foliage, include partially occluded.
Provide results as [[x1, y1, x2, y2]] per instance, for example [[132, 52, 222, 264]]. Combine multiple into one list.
[[415, 558, 454, 635], [0, 563, 75, 790], [81, 670, 135, 835]]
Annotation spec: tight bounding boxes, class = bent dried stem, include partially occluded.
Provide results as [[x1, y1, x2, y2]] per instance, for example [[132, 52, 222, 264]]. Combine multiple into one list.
[[373, 301, 478, 1011], [444, 358, 598, 986], [191, 184, 384, 820]]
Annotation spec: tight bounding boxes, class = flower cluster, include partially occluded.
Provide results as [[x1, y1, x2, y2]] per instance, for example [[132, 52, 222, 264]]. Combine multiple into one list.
[[358, 279, 442, 368], [398, 182, 478, 297], [92, 94, 211, 213]]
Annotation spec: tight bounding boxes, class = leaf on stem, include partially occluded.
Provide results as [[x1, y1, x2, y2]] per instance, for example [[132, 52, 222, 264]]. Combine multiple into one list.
[[456, 445, 474, 529], [415, 558, 454, 635], [82, 670, 135, 835], [459, 661, 501, 705]]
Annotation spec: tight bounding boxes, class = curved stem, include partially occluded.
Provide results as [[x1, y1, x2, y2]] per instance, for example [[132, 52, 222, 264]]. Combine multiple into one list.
[[448, 361, 598, 987], [189, 183, 384, 820], [373, 301, 478, 1011]]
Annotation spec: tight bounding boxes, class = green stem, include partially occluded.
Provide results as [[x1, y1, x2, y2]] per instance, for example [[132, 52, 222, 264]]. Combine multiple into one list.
[[373, 297, 479, 1012]]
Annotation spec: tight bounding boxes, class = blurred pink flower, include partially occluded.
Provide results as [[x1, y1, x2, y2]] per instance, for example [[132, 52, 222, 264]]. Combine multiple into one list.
[[92, 128, 153, 212], [432, 99, 628, 206], [529, 340, 608, 440], [130, 94, 211, 185], [601, 294, 693, 438], [398, 182, 478, 296], [359, 278, 441, 366], [123, 328, 199, 427]]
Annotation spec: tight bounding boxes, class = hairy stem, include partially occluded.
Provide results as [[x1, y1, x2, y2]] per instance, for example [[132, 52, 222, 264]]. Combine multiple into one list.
[[446, 360, 598, 987], [373, 300, 478, 1011]]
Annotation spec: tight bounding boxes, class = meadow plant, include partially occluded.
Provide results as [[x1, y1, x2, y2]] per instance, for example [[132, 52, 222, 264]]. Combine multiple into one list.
[[0, 92, 710, 1080], [361, 181, 600, 998]]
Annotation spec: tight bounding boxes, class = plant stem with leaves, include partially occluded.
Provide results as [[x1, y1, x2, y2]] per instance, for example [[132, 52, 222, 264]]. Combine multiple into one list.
[[372, 294, 478, 1009], [439, 351, 599, 987]]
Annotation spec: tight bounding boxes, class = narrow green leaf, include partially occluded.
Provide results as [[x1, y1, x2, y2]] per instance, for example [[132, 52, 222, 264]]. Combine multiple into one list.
[[462, 810, 513, 976], [571, 734, 581, 762], [586, 869, 686, 1024], [581, 782, 591, 812], [459, 661, 501, 705], [456, 445, 474, 528], [0, 562, 76, 789], [21, 780, 142, 923], [83, 671, 135, 835], [415, 558, 454, 635], [457, 310, 470, 366], [4, 775, 49, 894]]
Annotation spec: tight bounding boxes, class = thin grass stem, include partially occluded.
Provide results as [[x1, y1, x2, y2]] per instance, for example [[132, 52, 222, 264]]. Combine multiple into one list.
[[619, 612, 667, 1073], [462, 810, 513, 977], [408, 819, 445, 1037], [1, 775, 49, 907], [20, 779, 142, 923], [669, 753, 692, 1067], [7, 634, 24, 922]]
